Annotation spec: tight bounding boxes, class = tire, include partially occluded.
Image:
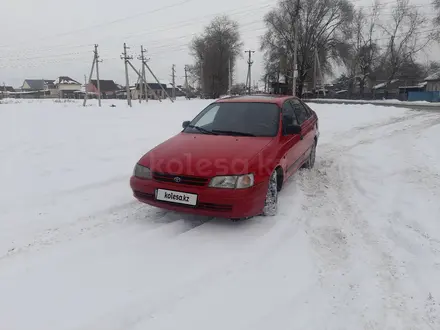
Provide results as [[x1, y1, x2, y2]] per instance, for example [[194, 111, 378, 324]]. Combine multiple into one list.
[[303, 141, 317, 169], [262, 170, 278, 216]]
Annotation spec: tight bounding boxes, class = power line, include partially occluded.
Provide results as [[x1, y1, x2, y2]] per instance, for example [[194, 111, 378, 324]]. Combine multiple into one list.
[[0, 0, 196, 49], [0, 1, 273, 54]]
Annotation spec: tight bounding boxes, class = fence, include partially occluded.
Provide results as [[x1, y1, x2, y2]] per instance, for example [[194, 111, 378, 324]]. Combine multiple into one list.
[[407, 91, 440, 102]]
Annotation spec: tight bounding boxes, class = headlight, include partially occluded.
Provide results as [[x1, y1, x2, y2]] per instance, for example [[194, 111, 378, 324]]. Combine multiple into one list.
[[133, 163, 152, 179], [209, 174, 254, 189]]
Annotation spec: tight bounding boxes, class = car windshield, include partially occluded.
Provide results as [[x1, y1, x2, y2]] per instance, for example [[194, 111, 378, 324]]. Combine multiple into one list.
[[183, 102, 280, 137]]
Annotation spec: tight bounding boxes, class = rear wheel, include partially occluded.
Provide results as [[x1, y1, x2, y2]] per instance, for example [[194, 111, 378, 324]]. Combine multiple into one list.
[[262, 170, 278, 216], [303, 141, 317, 169]]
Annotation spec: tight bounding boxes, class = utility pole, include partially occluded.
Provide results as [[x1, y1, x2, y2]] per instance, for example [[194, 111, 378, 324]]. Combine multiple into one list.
[[171, 64, 176, 101], [94, 44, 102, 107], [83, 46, 97, 107], [137, 45, 149, 103], [228, 56, 232, 96], [313, 46, 317, 96], [245, 50, 255, 95], [121, 43, 133, 107], [292, 0, 300, 97], [200, 57, 204, 99], [184, 65, 189, 90], [316, 50, 326, 97], [135, 48, 173, 102]]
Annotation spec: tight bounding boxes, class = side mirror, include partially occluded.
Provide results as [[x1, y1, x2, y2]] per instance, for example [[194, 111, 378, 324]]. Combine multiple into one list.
[[182, 120, 190, 129], [285, 124, 302, 135]]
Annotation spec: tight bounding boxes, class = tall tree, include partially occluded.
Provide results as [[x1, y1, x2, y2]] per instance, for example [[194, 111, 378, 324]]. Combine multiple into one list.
[[261, 0, 354, 97], [346, 2, 381, 97], [189, 16, 243, 99], [379, 0, 433, 94], [433, 0, 440, 26]]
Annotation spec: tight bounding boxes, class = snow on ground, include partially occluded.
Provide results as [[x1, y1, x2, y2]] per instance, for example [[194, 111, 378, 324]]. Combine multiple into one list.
[[1, 98, 440, 330]]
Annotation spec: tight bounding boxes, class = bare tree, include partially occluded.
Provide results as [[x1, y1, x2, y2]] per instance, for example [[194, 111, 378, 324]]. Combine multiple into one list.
[[346, 2, 381, 97], [189, 16, 243, 98], [261, 0, 354, 97], [433, 0, 440, 26], [379, 0, 433, 95]]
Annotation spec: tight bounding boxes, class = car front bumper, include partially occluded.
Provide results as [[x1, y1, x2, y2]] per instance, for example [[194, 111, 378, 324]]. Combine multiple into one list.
[[130, 176, 267, 218]]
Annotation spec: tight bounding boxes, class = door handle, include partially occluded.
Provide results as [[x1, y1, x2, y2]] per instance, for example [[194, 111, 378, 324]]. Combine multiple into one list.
[[300, 135, 304, 140]]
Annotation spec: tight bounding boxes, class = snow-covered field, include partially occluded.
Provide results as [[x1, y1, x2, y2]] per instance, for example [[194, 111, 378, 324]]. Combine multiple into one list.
[[1, 98, 440, 330]]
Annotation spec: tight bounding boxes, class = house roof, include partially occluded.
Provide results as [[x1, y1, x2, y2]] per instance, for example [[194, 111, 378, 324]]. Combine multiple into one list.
[[54, 76, 81, 85], [22, 79, 55, 90], [90, 80, 118, 92], [425, 71, 440, 81], [372, 79, 399, 90], [1, 86, 15, 92], [398, 82, 427, 89]]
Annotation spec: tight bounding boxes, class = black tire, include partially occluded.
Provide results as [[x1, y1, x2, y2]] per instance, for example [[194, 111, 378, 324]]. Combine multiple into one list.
[[262, 170, 278, 216], [303, 141, 317, 169]]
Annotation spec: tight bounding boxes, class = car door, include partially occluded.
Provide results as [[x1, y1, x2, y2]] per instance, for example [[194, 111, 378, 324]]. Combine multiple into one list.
[[289, 98, 314, 162], [279, 100, 302, 176]]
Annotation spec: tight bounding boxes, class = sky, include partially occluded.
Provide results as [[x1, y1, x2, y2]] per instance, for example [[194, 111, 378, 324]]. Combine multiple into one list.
[[0, 0, 437, 88]]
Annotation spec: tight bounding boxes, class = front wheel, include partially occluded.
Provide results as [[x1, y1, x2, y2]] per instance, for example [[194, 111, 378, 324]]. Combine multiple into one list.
[[262, 170, 278, 216]]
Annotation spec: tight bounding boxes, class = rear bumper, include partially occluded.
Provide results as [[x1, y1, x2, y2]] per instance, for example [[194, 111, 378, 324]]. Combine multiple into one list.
[[130, 176, 267, 218]]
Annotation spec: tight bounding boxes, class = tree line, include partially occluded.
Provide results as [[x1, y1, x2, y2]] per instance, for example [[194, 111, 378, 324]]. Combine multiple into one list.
[[188, 0, 440, 98]]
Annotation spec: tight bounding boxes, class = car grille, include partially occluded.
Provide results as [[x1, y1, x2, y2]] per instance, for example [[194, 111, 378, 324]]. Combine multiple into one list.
[[152, 172, 209, 186], [133, 191, 232, 213]]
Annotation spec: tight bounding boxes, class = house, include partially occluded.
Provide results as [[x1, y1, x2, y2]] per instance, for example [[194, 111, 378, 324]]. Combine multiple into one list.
[[21, 79, 55, 91], [132, 82, 169, 100], [424, 72, 440, 91], [86, 80, 119, 98], [1, 86, 15, 93], [372, 79, 400, 98], [0, 86, 15, 99], [53, 76, 82, 98], [20, 79, 55, 98]]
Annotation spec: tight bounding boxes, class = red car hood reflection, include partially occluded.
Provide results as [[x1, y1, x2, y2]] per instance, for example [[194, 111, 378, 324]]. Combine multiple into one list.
[[140, 133, 274, 177]]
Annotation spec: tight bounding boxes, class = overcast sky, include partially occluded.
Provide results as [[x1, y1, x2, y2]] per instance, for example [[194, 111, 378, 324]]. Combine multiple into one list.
[[0, 0, 436, 88]]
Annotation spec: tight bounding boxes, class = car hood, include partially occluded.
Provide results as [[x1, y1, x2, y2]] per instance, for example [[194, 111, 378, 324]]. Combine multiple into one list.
[[139, 133, 274, 177]]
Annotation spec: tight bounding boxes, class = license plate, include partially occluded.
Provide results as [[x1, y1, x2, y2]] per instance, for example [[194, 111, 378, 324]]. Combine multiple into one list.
[[155, 189, 198, 206]]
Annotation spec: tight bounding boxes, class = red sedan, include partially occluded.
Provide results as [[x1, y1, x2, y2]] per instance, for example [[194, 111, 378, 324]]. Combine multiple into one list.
[[130, 95, 319, 220]]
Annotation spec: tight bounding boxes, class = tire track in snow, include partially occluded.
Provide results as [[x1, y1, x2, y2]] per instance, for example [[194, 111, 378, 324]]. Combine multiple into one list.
[[278, 110, 440, 328], [329, 111, 433, 141], [316, 111, 440, 329], [75, 191, 308, 330], [0, 202, 212, 262]]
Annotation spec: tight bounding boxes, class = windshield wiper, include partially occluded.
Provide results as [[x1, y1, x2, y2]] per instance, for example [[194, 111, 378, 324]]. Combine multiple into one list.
[[211, 130, 256, 137], [187, 125, 217, 135]]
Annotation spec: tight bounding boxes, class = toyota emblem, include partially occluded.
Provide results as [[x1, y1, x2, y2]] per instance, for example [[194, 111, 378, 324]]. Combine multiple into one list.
[[174, 177, 182, 183]]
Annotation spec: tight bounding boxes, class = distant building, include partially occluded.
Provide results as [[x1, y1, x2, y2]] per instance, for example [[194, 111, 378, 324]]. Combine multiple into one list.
[[21, 79, 55, 92], [86, 80, 119, 98], [19, 79, 55, 98], [132, 82, 169, 100], [425, 72, 440, 92], [53, 76, 82, 98]]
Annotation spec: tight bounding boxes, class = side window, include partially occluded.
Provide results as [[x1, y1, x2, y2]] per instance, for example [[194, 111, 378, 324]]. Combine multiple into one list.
[[299, 100, 312, 118], [282, 101, 299, 126], [290, 99, 308, 125]]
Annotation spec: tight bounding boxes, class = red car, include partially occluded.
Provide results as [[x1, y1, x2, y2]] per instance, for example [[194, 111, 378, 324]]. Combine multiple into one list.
[[130, 95, 319, 220]]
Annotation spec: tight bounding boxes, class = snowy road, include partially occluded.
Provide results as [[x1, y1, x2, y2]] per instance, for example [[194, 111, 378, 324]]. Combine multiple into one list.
[[1, 99, 440, 330]]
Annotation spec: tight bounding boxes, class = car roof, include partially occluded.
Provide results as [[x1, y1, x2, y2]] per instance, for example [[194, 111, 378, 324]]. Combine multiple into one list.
[[216, 94, 299, 106]]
